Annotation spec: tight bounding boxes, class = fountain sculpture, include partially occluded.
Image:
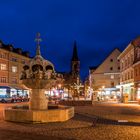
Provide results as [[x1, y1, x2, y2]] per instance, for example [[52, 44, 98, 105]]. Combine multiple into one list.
[[4, 33, 74, 123]]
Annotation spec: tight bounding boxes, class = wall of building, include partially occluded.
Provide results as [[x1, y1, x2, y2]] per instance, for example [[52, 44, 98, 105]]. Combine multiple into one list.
[[118, 43, 136, 101], [133, 45, 140, 100], [0, 49, 9, 86], [0, 46, 30, 97], [89, 48, 121, 101], [90, 48, 121, 89]]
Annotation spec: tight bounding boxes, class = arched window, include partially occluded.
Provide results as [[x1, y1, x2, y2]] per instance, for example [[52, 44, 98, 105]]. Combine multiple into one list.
[[23, 65, 29, 70], [32, 64, 43, 72], [46, 65, 53, 71]]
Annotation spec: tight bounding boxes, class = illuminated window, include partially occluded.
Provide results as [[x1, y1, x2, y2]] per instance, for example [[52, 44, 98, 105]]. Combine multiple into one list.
[[110, 75, 114, 79], [12, 66, 17, 72], [0, 64, 7, 70]]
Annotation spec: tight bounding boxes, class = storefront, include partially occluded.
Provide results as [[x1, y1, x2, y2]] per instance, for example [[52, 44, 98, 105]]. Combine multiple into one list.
[[135, 83, 140, 100], [0, 85, 29, 98], [44, 87, 72, 100], [97, 87, 121, 101], [120, 83, 135, 101], [0, 86, 14, 98], [44, 88, 64, 99]]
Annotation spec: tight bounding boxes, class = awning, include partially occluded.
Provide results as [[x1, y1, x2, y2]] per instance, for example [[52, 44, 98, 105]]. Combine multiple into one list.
[[0, 86, 17, 90], [0, 86, 11, 89], [9, 85, 30, 90], [0, 86, 16, 93], [101, 88, 120, 91]]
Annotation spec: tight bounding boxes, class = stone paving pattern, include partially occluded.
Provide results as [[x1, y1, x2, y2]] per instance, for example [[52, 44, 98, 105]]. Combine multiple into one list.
[[0, 102, 140, 140]]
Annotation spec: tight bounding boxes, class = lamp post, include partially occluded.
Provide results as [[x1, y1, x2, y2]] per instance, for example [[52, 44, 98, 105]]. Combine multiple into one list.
[[101, 86, 105, 101], [58, 84, 62, 99]]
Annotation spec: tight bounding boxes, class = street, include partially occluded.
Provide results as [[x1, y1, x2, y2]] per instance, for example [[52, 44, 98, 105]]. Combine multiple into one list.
[[0, 102, 140, 140]]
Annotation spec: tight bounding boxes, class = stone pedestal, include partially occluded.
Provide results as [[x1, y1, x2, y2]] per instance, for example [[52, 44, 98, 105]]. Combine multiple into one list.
[[29, 89, 48, 110]]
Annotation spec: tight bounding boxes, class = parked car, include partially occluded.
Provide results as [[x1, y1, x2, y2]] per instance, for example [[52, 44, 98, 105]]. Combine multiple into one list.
[[0, 95, 29, 103], [0, 97, 14, 103]]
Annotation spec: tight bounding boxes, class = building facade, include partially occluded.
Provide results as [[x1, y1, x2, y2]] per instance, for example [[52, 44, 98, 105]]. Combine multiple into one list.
[[133, 37, 140, 101], [118, 40, 136, 102], [0, 40, 30, 98], [89, 48, 121, 101]]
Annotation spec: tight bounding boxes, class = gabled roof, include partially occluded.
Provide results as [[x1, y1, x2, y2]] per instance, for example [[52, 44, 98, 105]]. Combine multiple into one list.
[[89, 48, 121, 73]]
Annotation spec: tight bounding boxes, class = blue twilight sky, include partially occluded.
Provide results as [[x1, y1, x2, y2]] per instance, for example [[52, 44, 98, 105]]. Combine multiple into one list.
[[0, 0, 140, 80]]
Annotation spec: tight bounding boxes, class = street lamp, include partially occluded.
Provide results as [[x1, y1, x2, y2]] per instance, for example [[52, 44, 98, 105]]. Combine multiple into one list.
[[58, 84, 61, 88], [57, 84, 62, 99], [101, 86, 105, 100]]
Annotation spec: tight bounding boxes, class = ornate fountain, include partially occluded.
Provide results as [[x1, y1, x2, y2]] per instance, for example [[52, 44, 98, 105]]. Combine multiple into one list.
[[4, 33, 74, 123]]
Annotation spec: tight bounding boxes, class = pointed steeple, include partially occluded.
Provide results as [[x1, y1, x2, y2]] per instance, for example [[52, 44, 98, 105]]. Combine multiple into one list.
[[35, 32, 42, 56], [72, 41, 79, 61]]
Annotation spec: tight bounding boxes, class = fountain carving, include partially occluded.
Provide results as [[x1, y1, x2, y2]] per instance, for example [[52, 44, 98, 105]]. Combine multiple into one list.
[[4, 33, 74, 123]]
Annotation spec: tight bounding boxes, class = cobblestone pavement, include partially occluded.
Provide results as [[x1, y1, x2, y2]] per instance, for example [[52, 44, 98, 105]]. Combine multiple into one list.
[[0, 102, 140, 140]]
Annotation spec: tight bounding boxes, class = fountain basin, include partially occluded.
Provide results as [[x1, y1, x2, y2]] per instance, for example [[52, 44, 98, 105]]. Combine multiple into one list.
[[4, 105, 74, 123]]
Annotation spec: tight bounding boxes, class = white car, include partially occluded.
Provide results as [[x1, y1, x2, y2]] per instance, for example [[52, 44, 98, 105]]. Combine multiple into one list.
[[0, 97, 14, 103]]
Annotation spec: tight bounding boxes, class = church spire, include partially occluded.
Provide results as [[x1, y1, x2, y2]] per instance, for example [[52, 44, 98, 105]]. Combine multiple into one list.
[[35, 32, 42, 56], [72, 41, 79, 61]]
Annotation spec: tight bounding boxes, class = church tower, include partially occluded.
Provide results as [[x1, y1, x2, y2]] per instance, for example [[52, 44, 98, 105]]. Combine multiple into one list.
[[71, 41, 80, 82]]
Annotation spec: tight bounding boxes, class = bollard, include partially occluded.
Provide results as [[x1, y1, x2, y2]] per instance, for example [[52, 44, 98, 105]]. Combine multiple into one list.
[[92, 118, 98, 127]]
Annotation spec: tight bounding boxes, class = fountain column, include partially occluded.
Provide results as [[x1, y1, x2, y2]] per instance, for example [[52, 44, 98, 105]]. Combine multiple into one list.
[[29, 88, 48, 110]]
